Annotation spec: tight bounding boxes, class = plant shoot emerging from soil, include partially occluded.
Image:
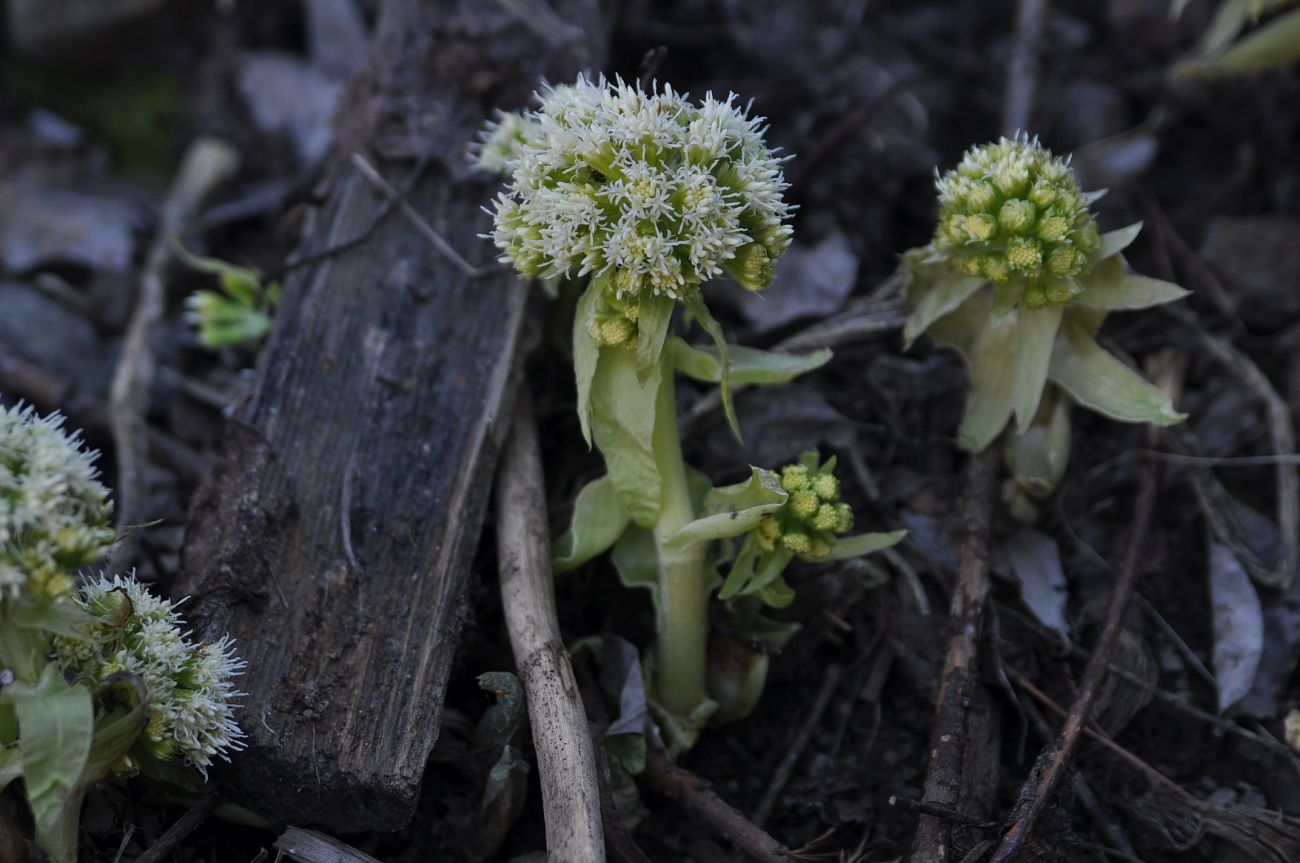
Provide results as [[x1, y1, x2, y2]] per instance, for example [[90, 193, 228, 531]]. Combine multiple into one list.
[[902, 135, 1189, 515]]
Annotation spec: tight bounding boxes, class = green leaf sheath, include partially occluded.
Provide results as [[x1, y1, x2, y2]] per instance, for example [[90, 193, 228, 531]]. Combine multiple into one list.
[[1013, 305, 1063, 431], [590, 345, 663, 527], [1048, 316, 1185, 425], [574, 276, 605, 446], [552, 476, 631, 572], [635, 294, 677, 383], [682, 294, 739, 439], [667, 467, 787, 548], [825, 529, 908, 561], [5, 666, 94, 863], [957, 309, 1017, 452], [903, 274, 984, 349], [668, 338, 831, 385]]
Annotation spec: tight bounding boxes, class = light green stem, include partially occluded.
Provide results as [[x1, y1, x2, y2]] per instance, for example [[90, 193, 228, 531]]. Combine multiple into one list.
[[650, 361, 709, 718]]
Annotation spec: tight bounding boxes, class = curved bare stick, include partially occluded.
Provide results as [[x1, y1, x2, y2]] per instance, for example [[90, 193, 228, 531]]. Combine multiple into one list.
[[496, 391, 606, 862]]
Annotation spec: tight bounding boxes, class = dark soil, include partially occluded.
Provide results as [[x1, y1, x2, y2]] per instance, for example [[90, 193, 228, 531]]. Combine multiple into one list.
[[2, 0, 1299, 861]]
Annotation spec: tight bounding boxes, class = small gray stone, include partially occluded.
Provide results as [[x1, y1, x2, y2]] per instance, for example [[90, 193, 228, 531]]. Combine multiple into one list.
[[0, 282, 113, 394], [0, 177, 138, 273]]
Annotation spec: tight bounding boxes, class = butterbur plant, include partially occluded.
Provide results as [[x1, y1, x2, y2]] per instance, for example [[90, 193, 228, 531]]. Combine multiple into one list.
[[481, 76, 904, 739], [901, 136, 1188, 510], [0, 405, 244, 863]]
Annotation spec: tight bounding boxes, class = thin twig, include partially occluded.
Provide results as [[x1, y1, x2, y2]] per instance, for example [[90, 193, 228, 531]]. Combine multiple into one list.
[[754, 663, 843, 826], [131, 795, 219, 863], [108, 139, 239, 571], [1001, 661, 1194, 803], [1169, 308, 1299, 588], [643, 743, 790, 861], [992, 455, 1164, 861], [348, 152, 486, 278], [911, 446, 1000, 863], [495, 391, 605, 861], [891, 795, 996, 830]]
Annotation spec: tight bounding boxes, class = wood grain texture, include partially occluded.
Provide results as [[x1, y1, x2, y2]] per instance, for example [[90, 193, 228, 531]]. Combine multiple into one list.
[[176, 0, 606, 830]]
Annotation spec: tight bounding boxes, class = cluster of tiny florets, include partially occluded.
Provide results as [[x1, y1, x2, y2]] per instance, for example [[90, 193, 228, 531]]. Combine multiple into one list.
[[0, 405, 114, 602], [933, 136, 1100, 308], [472, 111, 542, 176], [488, 75, 793, 309], [752, 461, 854, 561], [52, 574, 246, 777]]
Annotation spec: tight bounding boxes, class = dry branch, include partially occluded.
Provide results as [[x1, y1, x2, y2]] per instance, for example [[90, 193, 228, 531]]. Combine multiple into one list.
[[496, 393, 605, 862]]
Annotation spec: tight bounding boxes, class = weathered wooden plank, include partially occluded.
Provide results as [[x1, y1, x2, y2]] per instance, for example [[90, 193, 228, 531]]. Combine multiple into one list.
[[176, 0, 605, 830]]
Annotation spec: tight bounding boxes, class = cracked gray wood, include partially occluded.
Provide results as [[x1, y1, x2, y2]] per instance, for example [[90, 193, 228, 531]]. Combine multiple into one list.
[[176, 0, 606, 830]]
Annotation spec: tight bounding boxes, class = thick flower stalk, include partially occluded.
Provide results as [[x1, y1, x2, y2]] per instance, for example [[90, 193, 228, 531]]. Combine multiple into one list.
[[1, 405, 114, 603], [903, 135, 1188, 458], [53, 573, 246, 776]]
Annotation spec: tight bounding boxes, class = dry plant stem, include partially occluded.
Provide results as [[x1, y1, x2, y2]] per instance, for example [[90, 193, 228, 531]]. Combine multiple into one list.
[[911, 446, 999, 863], [1002, 0, 1049, 136], [991, 457, 1164, 862], [643, 744, 789, 862], [496, 392, 605, 863], [131, 795, 219, 863], [1184, 315, 1299, 588], [754, 663, 843, 826], [1002, 660, 1194, 804], [348, 152, 485, 278], [108, 138, 238, 568]]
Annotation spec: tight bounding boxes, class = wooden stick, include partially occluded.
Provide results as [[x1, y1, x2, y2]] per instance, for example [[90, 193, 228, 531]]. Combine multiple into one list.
[[107, 138, 238, 569], [496, 391, 605, 862], [911, 446, 1000, 863], [643, 744, 790, 861]]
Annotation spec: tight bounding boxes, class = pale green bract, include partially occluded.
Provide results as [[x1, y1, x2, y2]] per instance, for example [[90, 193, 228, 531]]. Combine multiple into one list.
[[903, 136, 1189, 459], [0, 405, 115, 602]]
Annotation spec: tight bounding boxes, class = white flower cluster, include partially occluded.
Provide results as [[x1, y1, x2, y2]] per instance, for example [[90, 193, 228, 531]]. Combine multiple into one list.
[[0, 405, 114, 601], [53, 574, 246, 777], [488, 75, 793, 300]]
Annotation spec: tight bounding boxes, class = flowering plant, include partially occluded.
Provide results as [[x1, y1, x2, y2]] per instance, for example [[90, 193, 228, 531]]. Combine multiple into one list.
[[0, 405, 244, 863], [901, 136, 1188, 514], [481, 77, 903, 740]]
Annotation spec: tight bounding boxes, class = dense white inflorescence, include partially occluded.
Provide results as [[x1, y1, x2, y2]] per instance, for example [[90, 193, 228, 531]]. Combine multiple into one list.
[[53, 573, 246, 776], [0, 404, 114, 601], [488, 76, 793, 300]]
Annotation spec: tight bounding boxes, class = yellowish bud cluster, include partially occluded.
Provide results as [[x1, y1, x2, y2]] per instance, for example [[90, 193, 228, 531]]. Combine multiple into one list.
[[753, 455, 854, 562], [932, 136, 1100, 306]]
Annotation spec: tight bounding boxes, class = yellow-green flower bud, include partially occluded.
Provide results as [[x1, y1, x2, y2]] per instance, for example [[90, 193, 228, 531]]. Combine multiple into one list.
[[593, 317, 636, 347], [930, 136, 1100, 303], [790, 490, 819, 519], [811, 503, 840, 532], [833, 503, 854, 535], [811, 473, 839, 502], [781, 531, 812, 555], [755, 518, 780, 552], [780, 464, 810, 493], [807, 540, 832, 561], [998, 199, 1036, 233]]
